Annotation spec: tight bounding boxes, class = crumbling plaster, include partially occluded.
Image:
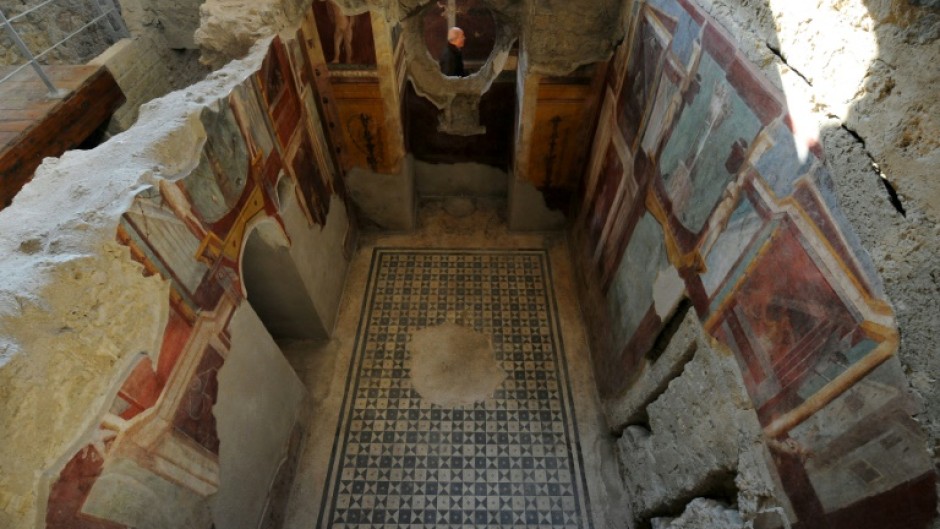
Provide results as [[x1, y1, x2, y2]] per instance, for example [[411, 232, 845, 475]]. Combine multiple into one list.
[[0, 40, 276, 529], [614, 313, 787, 528], [196, 0, 310, 68]]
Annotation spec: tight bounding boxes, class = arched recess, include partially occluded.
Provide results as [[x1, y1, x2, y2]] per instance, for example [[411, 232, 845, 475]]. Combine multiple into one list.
[[240, 219, 328, 340]]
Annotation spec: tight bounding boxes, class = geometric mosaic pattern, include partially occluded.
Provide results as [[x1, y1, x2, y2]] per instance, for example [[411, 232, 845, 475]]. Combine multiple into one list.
[[317, 249, 594, 528]]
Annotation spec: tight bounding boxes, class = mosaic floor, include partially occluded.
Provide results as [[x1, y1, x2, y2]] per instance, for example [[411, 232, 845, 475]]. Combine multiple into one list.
[[315, 249, 594, 528]]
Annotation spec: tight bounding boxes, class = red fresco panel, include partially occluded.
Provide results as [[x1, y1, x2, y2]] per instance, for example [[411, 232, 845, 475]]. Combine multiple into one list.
[[824, 471, 936, 529], [46, 447, 125, 529], [291, 127, 332, 226], [792, 179, 876, 298], [712, 218, 863, 426], [677, 0, 706, 24], [618, 13, 669, 149], [726, 57, 782, 126], [172, 346, 225, 454], [701, 22, 735, 69], [258, 40, 303, 149], [587, 143, 623, 252], [157, 308, 194, 383], [116, 358, 162, 420]]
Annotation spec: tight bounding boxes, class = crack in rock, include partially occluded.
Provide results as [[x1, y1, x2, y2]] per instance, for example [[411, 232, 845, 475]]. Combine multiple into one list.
[[834, 119, 907, 217], [765, 42, 812, 86]]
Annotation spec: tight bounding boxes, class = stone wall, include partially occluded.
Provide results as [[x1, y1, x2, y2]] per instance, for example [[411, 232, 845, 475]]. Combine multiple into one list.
[[572, 0, 937, 526], [89, 38, 204, 132], [614, 313, 784, 526], [118, 0, 203, 49], [0, 0, 204, 68], [0, 0, 120, 66], [0, 27, 352, 529], [0, 0, 207, 134]]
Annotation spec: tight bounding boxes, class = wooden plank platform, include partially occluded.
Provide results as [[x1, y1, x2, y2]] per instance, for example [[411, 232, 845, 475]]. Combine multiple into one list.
[[0, 64, 125, 210]]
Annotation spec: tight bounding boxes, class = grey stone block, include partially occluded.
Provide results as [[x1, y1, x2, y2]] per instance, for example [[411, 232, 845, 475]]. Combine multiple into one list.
[[603, 310, 702, 432]]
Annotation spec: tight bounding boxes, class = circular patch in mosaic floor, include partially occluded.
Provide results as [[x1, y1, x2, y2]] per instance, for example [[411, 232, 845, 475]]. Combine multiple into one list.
[[409, 322, 506, 407]]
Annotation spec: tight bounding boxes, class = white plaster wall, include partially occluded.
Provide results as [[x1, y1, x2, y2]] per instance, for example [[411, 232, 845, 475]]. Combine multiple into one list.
[[508, 177, 566, 231], [281, 193, 351, 336], [346, 155, 416, 231], [211, 303, 306, 529]]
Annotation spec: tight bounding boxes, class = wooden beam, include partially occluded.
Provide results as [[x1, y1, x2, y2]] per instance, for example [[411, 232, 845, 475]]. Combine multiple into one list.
[[0, 66, 124, 210]]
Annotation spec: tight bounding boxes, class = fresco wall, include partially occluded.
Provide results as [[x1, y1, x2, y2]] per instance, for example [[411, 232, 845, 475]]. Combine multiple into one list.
[[573, 0, 936, 526], [42, 27, 349, 529], [307, 0, 405, 175]]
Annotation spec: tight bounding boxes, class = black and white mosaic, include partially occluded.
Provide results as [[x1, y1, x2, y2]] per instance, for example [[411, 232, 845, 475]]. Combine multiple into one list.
[[317, 249, 593, 528]]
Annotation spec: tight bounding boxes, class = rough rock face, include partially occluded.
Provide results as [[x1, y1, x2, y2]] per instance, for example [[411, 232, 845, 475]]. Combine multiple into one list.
[[115, 0, 209, 90], [0, 0, 206, 136], [615, 316, 782, 525], [820, 123, 940, 497], [195, 0, 308, 68], [0, 0, 119, 66], [651, 498, 746, 529], [119, 0, 204, 49], [0, 243, 168, 528]]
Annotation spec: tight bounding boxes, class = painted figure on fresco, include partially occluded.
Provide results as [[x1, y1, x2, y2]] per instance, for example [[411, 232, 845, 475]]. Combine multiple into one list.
[[324, 0, 356, 63], [665, 81, 731, 214], [439, 26, 467, 77]]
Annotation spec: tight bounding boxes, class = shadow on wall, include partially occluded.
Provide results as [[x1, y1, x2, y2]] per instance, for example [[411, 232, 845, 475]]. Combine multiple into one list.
[[242, 220, 328, 341], [572, 0, 937, 526]]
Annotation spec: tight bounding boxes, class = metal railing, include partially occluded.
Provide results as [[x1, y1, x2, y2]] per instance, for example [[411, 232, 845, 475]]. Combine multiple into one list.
[[0, 0, 128, 95]]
